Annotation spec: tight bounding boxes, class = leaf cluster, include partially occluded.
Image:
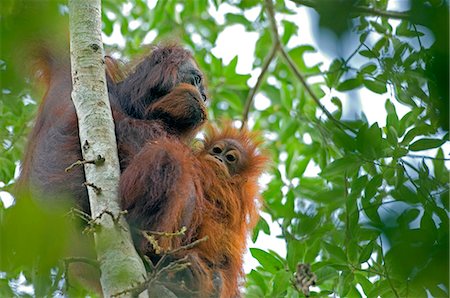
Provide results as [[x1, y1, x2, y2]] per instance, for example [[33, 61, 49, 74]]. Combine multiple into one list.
[[0, 0, 448, 297]]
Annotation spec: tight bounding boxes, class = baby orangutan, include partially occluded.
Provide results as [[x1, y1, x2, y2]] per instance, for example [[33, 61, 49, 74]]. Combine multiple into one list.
[[120, 122, 269, 297], [192, 123, 269, 297]]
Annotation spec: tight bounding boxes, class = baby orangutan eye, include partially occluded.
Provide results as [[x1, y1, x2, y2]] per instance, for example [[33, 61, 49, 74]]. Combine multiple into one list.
[[226, 154, 236, 162], [213, 146, 222, 154]]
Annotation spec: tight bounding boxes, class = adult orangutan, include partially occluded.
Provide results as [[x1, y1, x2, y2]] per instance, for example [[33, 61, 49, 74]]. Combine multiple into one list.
[[120, 122, 269, 297], [17, 44, 209, 294], [18, 45, 208, 215]]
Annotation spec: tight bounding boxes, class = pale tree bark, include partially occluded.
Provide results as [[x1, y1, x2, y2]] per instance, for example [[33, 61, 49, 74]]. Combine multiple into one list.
[[68, 1, 147, 296]]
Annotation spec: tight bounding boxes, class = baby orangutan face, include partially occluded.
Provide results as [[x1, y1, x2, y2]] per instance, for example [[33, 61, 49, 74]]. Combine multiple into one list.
[[206, 139, 248, 177]]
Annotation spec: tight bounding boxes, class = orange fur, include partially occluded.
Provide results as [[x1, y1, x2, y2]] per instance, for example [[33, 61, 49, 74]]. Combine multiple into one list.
[[118, 122, 269, 297], [192, 122, 269, 297]]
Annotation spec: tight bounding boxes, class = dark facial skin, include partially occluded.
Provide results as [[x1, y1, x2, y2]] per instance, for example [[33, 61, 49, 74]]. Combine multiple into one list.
[[178, 59, 207, 102], [208, 139, 247, 176]]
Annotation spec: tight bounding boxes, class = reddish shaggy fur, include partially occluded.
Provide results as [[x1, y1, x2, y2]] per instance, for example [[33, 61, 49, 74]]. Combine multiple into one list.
[[19, 44, 268, 297], [125, 123, 269, 297], [194, 123, 269, 297], [17, 45, 209, 294], [18, 45, 207, 213]]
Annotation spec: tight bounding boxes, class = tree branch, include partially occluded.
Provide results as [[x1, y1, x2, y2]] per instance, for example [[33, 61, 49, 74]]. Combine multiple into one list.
[[241, 42, 279, 129], [290, 0, 410, 20], [265, 0, 356, 133], [379, 237, 400, 297]]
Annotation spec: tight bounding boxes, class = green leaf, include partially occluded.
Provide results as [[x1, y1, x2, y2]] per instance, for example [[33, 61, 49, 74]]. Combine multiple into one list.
[[391, 185, 420, 204], [326, 59, 344, 88], [360, 63, 377, 74], [420, 212, 437, 235], [238, 0, 260, 9], [355, 273, 374, 296], [271, 270, 291, 296], [368, 280, 392, 297], [364, 174, 383, 199], [359, 31, 369, 43], [323, 242, 347, 263], [320, 155, 361, 179], [370, 21, 386, 34], [401, 124, 435, 145], [248, 270, 268, 294], [397, 208, 420, 227], [252, 217, 271, 242], [286, 240, 305, 272], [314, 264, 338, 283], [363, 79, 387, 94], [225, 13, 251, 26], [338, 271, 354, 297], [356, 123, 388, 158], [292, 157, 310, 178], [385, 100, 399, 131], [433, 148, 448, 183], [359, 241, 374, 263], [409, 138, 447, 151], [288, 45, 321, 74], [359, 49, 377, 58], [386, 126, 398, 146], [396, 20, 418, 37], [336, 78, 362, 91], [361, 196, 381, 224], [281, 20, 298, 45], [250, 248, 285, 273]]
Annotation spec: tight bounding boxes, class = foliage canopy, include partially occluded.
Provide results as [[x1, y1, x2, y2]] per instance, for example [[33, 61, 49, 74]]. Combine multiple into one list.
[[0, 0, 448, 297]]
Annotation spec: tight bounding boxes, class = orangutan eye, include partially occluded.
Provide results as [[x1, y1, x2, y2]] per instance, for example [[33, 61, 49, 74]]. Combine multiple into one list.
[[226, 154, 236, 162], [213, 146, 222, 154]]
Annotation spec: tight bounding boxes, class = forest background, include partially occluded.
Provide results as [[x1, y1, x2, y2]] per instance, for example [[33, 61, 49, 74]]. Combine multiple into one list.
[[0, 0, 449, 297]]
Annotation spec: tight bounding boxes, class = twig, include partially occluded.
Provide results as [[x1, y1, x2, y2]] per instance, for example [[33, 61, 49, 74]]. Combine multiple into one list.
[[141, 231, 162, 254], [349, 264, 386, 277], [406, 154, 450, 161], [167, 236, 209, 255], [90, 209, 127, 225], [241, 42, 279, 129], [65, 155, 105, 172], [143, 226, 187, 237], [265, 0, 356, 133], [114, 256, 192, 297], [67, 207, 92, 223], [379, 237, 400, 297], [290, 0, 410, 20], [412, 24, 424, 49], [83, 182, 102, 195], [141, 226, 188, 254]]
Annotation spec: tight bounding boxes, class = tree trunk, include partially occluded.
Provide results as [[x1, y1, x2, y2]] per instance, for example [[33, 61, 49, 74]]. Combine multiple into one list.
[[68, 1, 147, 296]]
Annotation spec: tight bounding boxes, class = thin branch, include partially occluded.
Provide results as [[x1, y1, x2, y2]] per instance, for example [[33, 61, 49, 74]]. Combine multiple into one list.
[[406, 154, 450, 161], [265, 0, 356, 133], [290, 0, 410, 20], [241, 42, 279, 129], [412, 24, 424, 49], [349, 264, 386, 278], [117, 235, 208, 298], [379, 237, 400, 297], [167, 236, 209, 255]]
